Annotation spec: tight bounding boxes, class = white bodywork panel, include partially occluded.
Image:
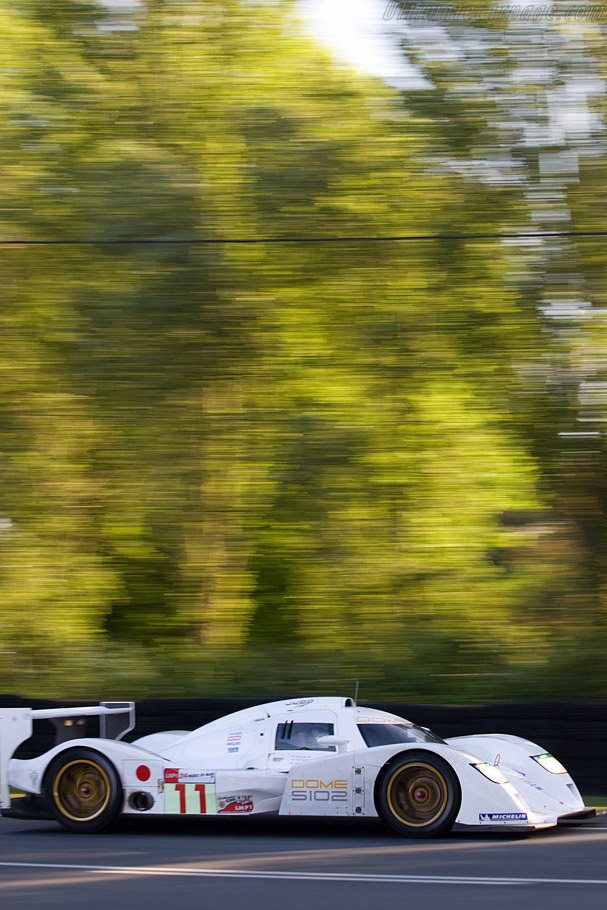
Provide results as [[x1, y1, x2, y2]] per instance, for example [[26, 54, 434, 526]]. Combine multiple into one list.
[[0, 697, 589, 830], [0, 709, 32, 809]]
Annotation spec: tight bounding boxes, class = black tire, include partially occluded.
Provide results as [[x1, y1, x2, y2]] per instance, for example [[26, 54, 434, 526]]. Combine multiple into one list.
[[375, 750, 461, 838], [44, 748, 123, 833]]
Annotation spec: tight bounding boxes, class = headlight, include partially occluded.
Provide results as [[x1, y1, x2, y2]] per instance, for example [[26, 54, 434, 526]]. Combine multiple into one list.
[[532, 753, 567, 774], [472, 762, 510, 784]]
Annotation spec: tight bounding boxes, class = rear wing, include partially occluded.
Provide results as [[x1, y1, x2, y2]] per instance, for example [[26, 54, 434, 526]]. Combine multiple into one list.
[[0, 701, 135, 810]]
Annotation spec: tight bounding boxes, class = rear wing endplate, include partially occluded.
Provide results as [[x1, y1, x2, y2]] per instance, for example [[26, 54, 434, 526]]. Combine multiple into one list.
[[0, 702, 135, 809]]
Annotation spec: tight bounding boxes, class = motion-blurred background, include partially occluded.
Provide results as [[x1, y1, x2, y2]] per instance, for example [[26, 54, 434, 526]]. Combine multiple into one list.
[[1, 0, 606, 701]]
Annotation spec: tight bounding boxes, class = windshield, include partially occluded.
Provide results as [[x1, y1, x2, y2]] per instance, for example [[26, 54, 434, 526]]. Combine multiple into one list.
[[357, 723, 445, 748]]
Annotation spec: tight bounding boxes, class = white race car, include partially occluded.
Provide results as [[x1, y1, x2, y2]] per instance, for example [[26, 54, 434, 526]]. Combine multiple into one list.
[[0, 697, 595, 836]]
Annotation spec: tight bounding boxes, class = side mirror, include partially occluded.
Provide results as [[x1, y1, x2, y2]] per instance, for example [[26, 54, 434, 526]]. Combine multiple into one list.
[[317, 735, 349, 753]]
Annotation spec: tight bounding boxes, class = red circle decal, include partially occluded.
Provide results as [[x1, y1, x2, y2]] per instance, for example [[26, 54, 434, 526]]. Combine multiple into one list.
[[136, 764, 151, 782]]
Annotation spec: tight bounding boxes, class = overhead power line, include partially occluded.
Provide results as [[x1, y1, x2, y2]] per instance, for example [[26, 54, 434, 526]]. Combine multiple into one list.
[[0, 229, 606, 246]]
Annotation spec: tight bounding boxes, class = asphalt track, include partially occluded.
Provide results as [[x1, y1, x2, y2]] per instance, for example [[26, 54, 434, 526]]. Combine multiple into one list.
[[1, 812, 606, 910]]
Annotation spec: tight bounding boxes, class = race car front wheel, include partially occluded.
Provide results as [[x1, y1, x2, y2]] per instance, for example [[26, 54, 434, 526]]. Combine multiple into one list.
[[375, 751, 461, 837], [44, 748, 123, 833]]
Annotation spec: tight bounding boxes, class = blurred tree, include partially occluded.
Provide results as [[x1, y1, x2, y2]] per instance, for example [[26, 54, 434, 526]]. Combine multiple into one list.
[[0, 0, 605, 699], [386, 0, 607, 694]]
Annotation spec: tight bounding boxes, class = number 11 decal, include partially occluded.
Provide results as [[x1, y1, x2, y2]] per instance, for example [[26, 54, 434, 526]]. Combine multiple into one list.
[[164, 783, 217, 815]]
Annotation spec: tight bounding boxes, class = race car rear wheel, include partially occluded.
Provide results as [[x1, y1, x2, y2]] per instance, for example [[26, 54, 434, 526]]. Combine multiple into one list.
[[375, 751, 461, 837], [44, 748, 123, 833]]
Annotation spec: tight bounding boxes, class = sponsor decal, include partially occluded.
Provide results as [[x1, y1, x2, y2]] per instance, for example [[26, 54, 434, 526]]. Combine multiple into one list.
[[285, 698, 314, 708], [164, 782, 217, 815], [356, 715, 402, 724], [226, 732, 242, 754], [164, 769, 216, 784], [290, 779, 348, 803], [522, 779, 544, 792], [479, 812, 528, 823], [217, 794, 254, 814]]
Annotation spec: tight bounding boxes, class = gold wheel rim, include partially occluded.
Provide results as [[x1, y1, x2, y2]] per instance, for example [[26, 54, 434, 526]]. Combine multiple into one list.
[[52, 759, 111, 821], [386, 762, 448, 827]]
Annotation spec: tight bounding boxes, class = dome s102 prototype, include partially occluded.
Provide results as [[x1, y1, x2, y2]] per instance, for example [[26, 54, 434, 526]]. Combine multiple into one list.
[[0, 697, 595, 836]]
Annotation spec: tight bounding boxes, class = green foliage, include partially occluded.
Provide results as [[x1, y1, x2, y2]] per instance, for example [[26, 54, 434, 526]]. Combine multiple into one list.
[[0, 0, 606, 701]]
